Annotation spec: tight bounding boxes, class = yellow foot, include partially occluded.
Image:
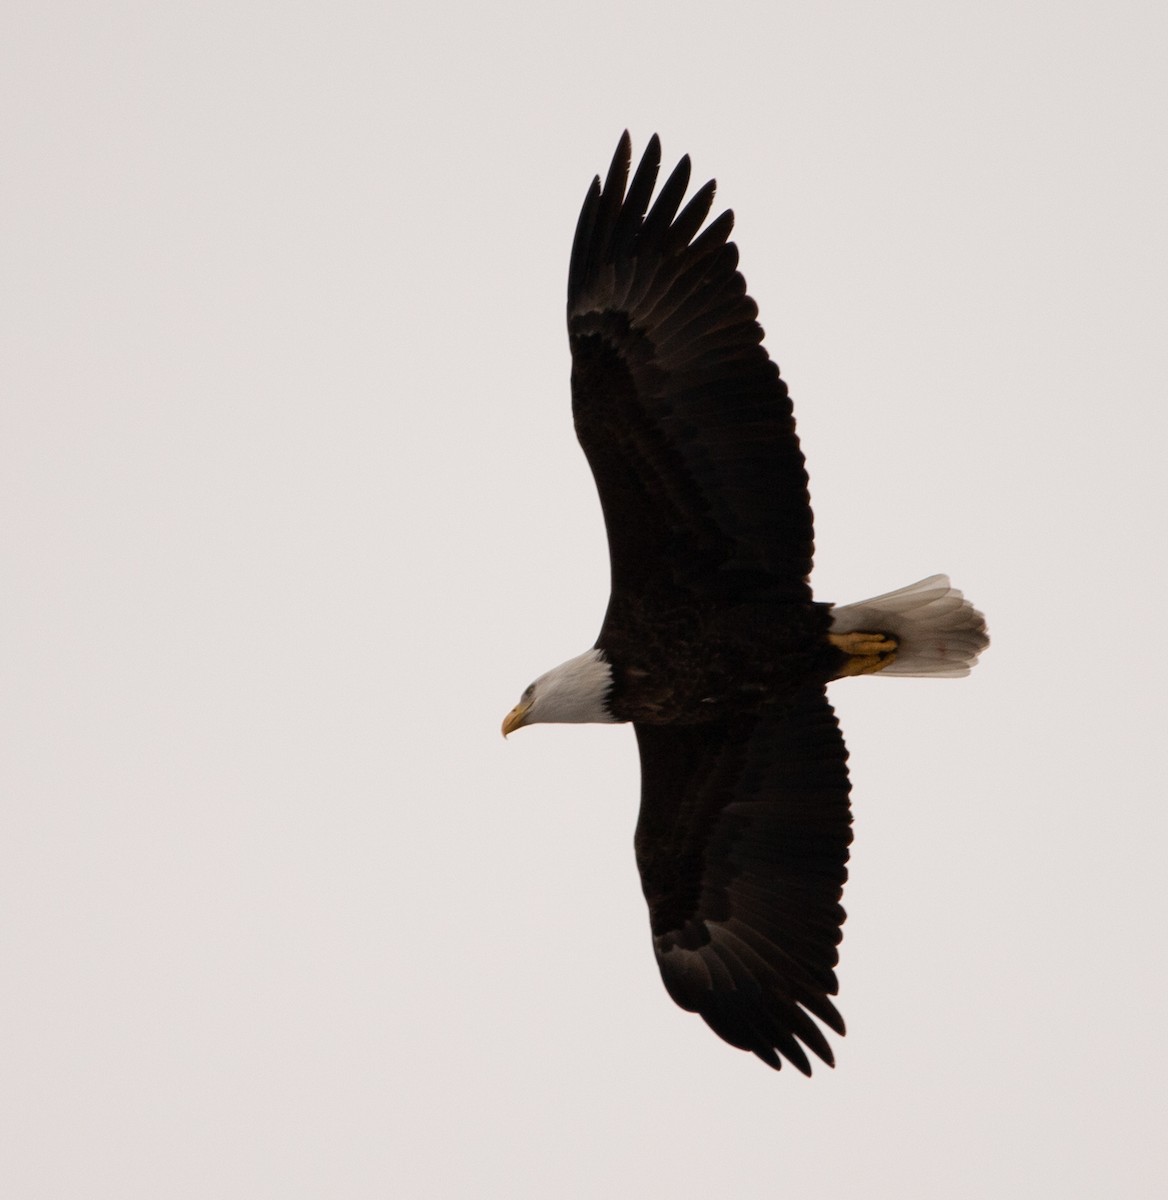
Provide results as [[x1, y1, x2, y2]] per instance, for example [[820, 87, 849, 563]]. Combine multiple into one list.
[[829, 630, 899, 677]]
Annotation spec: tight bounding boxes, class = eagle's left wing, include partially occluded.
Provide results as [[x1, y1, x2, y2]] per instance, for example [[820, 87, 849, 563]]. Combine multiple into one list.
[[568, 133, 814, 605]]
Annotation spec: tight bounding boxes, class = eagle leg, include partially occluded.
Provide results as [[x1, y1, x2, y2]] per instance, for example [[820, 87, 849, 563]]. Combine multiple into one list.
[[829, 631, 899, 677]]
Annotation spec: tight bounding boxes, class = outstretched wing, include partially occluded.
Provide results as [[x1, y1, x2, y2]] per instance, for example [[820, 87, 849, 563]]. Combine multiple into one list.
[[569, 133, 813, 603], [633, 689, 852, 1073]]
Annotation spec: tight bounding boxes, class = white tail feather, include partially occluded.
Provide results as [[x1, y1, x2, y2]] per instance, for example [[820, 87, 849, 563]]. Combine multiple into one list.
[[830, 575, 988, 678]]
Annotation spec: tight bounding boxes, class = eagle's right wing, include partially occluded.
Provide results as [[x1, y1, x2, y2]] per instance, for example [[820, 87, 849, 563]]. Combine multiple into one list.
[[633, 688, 852, 1073]]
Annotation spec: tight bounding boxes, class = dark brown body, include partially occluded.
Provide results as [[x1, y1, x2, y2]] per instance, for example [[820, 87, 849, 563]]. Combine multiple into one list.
[[599, 595, 845, 724]]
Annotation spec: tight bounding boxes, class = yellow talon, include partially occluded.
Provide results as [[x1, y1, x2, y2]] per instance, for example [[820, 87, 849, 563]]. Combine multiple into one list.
[[830, 631, 899, 677]]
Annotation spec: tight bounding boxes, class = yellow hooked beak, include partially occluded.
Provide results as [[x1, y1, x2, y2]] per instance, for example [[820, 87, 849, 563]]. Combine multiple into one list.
[[501, 699, 533, 738]]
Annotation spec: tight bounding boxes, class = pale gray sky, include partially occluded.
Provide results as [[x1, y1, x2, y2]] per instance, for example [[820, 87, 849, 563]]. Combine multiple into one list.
[[3, 2, 1166, 1197]]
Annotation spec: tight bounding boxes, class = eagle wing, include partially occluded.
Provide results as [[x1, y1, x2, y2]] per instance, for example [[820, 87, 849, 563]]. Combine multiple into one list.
[[633, 689, 852, 1073], [568, 133, 813, 603]]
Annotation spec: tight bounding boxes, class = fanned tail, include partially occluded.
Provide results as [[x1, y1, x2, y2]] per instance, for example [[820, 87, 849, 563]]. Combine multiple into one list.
[[830, 575, 988, 678]]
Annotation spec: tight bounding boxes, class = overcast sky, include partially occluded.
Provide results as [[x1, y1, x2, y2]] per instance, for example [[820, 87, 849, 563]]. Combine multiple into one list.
[[4, 2, 1167, 1197]]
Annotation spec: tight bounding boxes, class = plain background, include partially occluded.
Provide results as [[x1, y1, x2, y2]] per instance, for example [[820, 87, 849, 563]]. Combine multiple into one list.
[[4, 2, 1166, 1196]]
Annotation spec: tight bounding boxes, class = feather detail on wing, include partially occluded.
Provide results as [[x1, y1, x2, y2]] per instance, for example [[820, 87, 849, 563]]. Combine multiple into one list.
[[568, 133, 814, 602], [633, 689, 852, 1073]]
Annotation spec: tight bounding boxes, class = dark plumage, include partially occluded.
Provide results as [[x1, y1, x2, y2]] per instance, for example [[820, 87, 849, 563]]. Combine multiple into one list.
[[503, 133, 988, 1073]]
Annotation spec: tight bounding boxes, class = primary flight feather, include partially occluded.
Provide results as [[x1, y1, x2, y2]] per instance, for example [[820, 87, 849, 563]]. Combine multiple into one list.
[[503, 133, 988, 1074]]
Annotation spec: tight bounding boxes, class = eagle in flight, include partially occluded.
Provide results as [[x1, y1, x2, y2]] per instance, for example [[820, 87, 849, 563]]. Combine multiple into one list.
[[503, 134, 988, 1073]]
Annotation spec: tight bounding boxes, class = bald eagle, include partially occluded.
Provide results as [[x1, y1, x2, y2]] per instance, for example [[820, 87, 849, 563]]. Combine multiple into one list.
[[502, 134, 988, 1074]]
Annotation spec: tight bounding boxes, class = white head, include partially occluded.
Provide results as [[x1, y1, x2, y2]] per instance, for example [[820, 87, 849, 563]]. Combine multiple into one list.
[[501, 648, 617, 735]]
